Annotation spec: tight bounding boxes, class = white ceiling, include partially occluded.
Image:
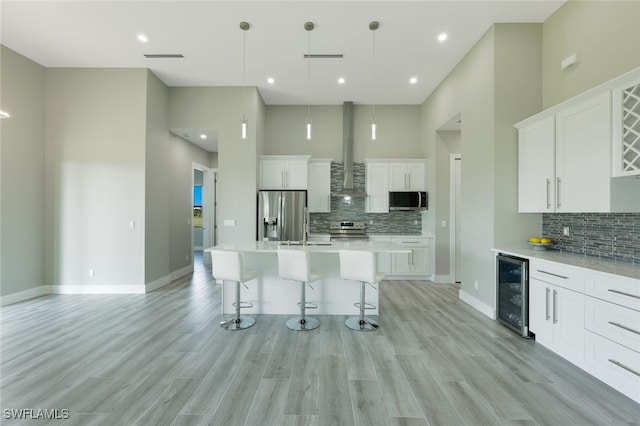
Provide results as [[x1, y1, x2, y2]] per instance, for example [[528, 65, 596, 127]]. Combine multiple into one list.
[[2, 0, 565, 107]]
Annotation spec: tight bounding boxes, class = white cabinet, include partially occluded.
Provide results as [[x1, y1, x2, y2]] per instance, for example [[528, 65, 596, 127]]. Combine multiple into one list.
[[365, 161, 389, 213], [259, 156, 310, 190], [517, 116, 555, 213], [389, 161, 426, 190], [308, 159, 332, 212], [555, 92, 612, 212], [583, 271, 640, 403], [529, 259, 585, 366], [516, 78, 640, 213], [390, 237, 432, 277], [612, 78, 640, 177]]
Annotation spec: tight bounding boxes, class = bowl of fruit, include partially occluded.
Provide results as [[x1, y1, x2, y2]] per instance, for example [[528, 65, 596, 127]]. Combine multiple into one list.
[[528, 237, 552, 250]]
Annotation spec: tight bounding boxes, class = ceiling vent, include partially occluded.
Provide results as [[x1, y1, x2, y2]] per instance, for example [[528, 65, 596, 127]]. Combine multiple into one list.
[[303, 54, 344, 59]]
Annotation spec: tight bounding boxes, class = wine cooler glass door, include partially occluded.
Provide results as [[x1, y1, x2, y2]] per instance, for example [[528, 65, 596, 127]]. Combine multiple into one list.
[[496, 255, 529, 337]]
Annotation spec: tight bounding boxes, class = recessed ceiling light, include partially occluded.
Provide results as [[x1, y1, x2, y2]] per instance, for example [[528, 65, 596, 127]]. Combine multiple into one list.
[[438, 33, 448, 42], [0, 110, 10, 118], [137, 34, 148, 43], [338, 77, 345, 84], [409, 77, 418, 84], [267, 77, 275, 84], [200, 134, 207, 139]]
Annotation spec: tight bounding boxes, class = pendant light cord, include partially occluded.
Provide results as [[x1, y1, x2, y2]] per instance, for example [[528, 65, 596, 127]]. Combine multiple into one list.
[[307, 29, 311, 120], [243, 28, 247, 120], [372, 27, 376, 122]]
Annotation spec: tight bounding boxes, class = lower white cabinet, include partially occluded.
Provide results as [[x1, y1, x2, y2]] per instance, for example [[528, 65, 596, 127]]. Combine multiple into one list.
[[529, 278, 585, 366]]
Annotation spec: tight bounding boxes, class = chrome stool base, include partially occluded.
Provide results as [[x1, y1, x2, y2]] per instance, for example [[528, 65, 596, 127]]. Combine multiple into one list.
[[220, 315, 255, 330], [345, 316, 379, 331], [286, 316, 320, 331]]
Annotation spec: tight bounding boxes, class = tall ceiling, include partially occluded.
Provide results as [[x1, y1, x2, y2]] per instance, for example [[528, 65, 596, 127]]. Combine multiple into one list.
[[2, 0, 565, 107]]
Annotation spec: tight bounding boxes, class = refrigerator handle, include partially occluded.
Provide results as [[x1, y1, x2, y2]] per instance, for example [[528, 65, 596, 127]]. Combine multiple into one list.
[[303, 206, 309, 242]]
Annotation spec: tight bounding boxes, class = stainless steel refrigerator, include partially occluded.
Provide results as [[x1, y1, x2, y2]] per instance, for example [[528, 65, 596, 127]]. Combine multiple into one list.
[[257, 190, 307, 242]]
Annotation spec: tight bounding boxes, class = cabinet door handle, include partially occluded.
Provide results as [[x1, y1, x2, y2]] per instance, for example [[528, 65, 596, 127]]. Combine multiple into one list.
[[545, 287, 550, 320], [556, 177, 562, 209], [608, 321, 640, 336], [552, 289, 558, 324], [608, 289, 640, 300], [282, 171, 285, 187], [537, 270, 569, 280], [408, 173, 411, 189], [546, 179, 551, 209], [608, 359, 640, 377]]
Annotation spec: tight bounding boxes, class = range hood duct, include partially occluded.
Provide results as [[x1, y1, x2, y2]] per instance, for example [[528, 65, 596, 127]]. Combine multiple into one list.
[[333, 101, 366, 197]]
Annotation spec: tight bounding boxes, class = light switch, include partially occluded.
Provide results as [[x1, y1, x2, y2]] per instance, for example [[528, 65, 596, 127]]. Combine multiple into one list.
[[224, 219, 236, 227], [441, 220, 447, 227], [129, 220, 136, 229]]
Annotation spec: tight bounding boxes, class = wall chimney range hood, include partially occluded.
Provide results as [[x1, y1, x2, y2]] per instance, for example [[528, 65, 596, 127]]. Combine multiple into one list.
[[332, 101, 366, 198]]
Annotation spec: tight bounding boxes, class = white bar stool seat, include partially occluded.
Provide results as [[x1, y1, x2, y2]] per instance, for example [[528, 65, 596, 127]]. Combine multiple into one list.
[[211, 250, 260, 330], [277, 249, 323, 331], [339, 250, 385, 331]]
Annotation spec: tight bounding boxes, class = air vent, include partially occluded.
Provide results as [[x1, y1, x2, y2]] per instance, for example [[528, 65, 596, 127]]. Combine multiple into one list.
[[303, 54, 344, 59], [144, 54, 184, 59]]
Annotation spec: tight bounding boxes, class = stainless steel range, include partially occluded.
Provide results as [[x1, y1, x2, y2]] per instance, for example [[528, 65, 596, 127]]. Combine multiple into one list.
[[329, 221, 369, 241]]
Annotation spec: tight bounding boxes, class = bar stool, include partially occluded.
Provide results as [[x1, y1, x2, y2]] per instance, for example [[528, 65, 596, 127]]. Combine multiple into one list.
[[210, 250, 259, 331], [339, 250, 385, 331], [277, 249, 323, 331]]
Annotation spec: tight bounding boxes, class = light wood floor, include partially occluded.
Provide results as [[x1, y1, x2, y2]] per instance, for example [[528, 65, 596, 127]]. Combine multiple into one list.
[[1, 255, 639, 425]]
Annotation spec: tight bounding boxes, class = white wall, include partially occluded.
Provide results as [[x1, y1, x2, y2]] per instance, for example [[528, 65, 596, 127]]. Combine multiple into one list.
[[0, 46, 46, 296], [45, 68, 148, 286]]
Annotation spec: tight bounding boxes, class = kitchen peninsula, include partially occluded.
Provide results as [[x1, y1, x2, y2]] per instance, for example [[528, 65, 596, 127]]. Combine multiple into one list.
[[205, 240, 411, 316]]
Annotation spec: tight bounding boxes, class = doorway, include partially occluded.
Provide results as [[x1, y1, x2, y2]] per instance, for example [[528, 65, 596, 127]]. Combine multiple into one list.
[[450, 154, 461, 283], [192, 163, 217, 266]]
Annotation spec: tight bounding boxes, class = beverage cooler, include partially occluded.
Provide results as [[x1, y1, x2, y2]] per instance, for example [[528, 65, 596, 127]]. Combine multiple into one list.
[[496, 254, 530, 337]]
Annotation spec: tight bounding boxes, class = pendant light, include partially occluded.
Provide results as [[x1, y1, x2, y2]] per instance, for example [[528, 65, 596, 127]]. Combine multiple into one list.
[[305, 21, 314, 141], [240, 21, 250, 140], [370, 21, 379, 141]]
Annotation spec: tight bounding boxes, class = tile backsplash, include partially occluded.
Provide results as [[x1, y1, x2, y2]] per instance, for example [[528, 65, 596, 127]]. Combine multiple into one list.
[[542, 213, 640, 264], [309, 162, 422, 234]]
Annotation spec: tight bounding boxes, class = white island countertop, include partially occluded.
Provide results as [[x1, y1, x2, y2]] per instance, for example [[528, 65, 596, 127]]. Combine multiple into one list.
[[492, 245, 640, 280], [206, 240, 412, 254]]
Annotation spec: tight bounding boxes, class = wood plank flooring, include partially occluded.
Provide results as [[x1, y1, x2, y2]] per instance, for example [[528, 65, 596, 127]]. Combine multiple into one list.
[[1, 255, 639, 425]]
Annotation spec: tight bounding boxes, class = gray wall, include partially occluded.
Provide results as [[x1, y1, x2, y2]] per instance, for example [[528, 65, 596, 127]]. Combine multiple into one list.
[[144, 70, 171, 284], [0, 46, 46, 296], [542, 1, 640, 108], [420, 24, 542, 310], [265, 105, 423, 161], [45, 68, 148, 287], [169, 86, 262, 244]]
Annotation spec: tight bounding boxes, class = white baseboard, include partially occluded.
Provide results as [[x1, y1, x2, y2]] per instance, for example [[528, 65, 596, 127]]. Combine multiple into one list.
[[171, 265, 193, 281], [52, 285, 146, 294], [459, 289, 495, 319], [434, 274, 455, 284], [145, 275, 172, 293], [0, 285, 51, 306]]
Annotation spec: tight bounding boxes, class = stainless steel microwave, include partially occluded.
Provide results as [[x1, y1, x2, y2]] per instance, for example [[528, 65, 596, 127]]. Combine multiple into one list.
[[389, 191, 428, 211]]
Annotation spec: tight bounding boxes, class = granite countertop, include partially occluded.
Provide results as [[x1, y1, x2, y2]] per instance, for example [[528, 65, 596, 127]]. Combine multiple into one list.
[[493, 244, 640, 281]]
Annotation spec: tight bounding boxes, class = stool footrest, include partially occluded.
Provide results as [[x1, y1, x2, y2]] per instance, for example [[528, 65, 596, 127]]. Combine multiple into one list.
[[297, 302, 318, 309], [354, 302, 376, 310], [233, 301, 254, 309]]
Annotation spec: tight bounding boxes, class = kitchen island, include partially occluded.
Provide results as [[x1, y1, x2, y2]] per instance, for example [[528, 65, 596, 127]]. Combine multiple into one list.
[[204, 240, 411, 315]]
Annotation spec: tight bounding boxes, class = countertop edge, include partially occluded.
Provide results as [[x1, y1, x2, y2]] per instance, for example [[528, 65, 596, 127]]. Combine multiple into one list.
[[492, 245, 640, 281]]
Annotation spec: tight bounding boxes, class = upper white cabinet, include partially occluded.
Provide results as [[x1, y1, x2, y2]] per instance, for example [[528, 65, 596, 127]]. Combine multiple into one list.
[[259, 156, 310, 190], [365, 160, 389, 213], [612, 78, 640, 177], [307, 159, 331, 213], [389, 161, 426, 190], [555, 91, 612, 212], [518, 116, 556, 213], [516, 69, 640, 213]]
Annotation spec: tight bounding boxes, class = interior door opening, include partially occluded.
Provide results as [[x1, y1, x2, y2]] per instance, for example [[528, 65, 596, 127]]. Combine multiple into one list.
[[192, 164, 217, 266], [450, 154, 462, 284]]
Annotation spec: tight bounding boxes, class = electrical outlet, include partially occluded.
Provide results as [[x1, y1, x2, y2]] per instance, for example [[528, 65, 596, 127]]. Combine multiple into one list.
[[186, 254, 190, 262], [89, 268, 94, 277], [474, 280, 479, 290], [441, 220, 447, 227], [563, 226, 570, 236]]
